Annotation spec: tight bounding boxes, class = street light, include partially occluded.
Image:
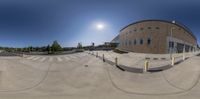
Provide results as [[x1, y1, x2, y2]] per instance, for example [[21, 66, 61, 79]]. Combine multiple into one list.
[[170, 27, 176, 59]]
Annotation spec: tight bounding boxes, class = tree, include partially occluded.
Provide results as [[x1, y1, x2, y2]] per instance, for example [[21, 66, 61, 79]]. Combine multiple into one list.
[[92, 42, 95, 47], [77, 42, 82, 49], [46, 45, 51, 53], [51, 40, 62, 53], [28, 46, 33, 52]]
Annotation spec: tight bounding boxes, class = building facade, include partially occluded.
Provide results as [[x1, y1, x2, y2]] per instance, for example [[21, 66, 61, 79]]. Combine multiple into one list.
[[117, 20, 197, 54]]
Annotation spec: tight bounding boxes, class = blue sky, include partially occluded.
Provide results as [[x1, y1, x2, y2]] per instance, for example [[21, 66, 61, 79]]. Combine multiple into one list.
[[0, 0, 199, 47]]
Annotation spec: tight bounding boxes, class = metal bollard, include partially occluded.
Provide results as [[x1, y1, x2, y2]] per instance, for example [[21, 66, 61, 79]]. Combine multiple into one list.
[[103, 54, 105, 62], [144, 60, 149, 72], [115, 57, 118, 66], [183, 53, 185, 60], [171, 57, 175, 66]]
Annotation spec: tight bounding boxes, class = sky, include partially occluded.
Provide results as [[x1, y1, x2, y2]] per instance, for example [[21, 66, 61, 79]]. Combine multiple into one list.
[[0, 0, 199, 47]]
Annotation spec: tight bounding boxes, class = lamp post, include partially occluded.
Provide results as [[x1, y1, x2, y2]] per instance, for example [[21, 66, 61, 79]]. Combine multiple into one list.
[[169, 20, 176, 59], [183, 43, 186, 60], [170, 27, 176, 59]]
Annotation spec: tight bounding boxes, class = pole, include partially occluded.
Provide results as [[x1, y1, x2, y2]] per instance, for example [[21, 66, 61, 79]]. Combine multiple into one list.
[[170, 27, 173, 59], [115, 57, 118, 66], [171, 57, 175, 66], [144, 60, 149, 72], [103, 54, 105, 62], [183, 44, 185, 60]]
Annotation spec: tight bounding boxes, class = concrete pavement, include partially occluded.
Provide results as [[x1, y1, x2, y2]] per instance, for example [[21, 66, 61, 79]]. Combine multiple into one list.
[[0, 51, 200, 99]]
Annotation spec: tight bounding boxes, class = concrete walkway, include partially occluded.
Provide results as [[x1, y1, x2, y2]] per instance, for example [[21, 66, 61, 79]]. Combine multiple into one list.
[[89, 51, 199, 71]]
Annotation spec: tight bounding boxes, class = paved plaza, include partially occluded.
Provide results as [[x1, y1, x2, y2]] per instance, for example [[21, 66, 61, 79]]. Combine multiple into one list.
[[0, 51, 200, 99]]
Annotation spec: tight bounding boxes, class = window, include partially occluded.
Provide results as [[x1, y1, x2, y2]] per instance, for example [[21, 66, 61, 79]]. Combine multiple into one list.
[[148, 27, 151, 29], [140, 28, 144, 30], [129, 40, 132, 45], [134, 39, 137, 45], [140, 39, 143, 45], [169, 42, 174, 48], [185, 45, 190, 52], [156, 27, 160, 29], [134, 29, 137, 32], [125, 41, 128, 46], [129, 31, 132, 33], [147, 38, 151, 45]]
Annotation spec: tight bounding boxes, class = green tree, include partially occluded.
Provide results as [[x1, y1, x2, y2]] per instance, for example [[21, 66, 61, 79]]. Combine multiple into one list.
[[51, 40, 62, 53], [77, 42, 82, 49], [28, 46, 33, 52], [46, 45, 51, 53]]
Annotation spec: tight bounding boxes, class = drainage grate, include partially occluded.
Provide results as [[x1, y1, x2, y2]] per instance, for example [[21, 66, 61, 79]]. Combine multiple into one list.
[[148, 69, 163, 72], [145, 57, 150, 60], [84, 65, 88, 67], [153, 58, 158, 60], [161, 58, 166, 60]]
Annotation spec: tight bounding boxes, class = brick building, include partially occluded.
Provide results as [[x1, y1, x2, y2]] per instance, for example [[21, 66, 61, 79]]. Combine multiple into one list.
[[117, 20, 197, 54]]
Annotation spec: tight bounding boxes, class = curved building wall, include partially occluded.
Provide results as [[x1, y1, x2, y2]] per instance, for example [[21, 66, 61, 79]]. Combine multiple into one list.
[[118, 20, 197, 54]]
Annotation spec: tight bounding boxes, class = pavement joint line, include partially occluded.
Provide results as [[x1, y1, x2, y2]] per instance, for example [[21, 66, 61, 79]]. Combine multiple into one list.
[[161, 71, 188, 91], [0, 62, 52, 92], [39, 57, 46, 62], [57, 57, 63, 62], [48, 57, 53, 62], [101, 52, 200, 95], [64, 56, 70, 61], [105, 63, 185, 95], [27, 56, 35, 60], [32, 56, 40, 61]]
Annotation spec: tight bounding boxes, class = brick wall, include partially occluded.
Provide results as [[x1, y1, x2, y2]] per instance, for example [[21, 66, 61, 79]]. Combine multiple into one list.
[[118, 21, 197, 54]]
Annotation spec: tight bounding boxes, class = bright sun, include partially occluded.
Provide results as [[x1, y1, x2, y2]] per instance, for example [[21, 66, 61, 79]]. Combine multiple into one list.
[[96, 24, 104, 30]]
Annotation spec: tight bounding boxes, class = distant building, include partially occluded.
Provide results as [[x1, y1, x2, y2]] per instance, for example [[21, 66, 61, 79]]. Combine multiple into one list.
[[111, 35, 119, 44], [114, 20, 198, 54]]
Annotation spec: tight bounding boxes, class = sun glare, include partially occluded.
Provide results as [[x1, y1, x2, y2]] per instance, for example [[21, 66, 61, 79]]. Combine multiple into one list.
[[96, 23, 104, 30]]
